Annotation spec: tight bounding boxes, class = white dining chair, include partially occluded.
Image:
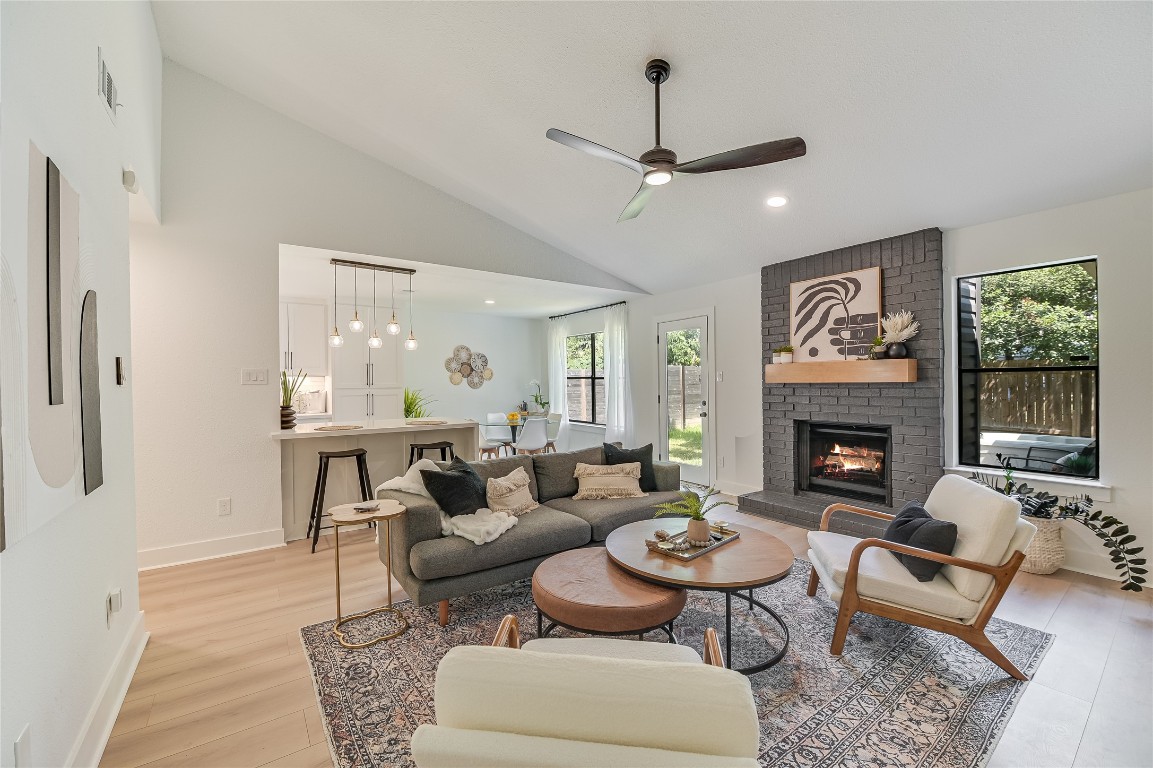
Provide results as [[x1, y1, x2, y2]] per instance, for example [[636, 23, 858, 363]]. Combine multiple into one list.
[[484, 412, 514, 455], [544, 413, 562, 453], [512, 417, 549, 455]]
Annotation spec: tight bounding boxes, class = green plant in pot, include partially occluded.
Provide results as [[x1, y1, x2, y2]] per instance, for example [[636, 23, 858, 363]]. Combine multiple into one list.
[[403, 388, 435, 419], [869, 335, 887, 360], [529, 379, 549, 413], [971, 455, 1145, 590], [772, 345, 794, 364], [654, 487, 734, 543], [280, 369, 307, 430]]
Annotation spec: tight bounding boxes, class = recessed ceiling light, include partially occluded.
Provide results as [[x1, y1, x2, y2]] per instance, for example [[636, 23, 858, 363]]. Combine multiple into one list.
[[766, 196, 789, 208], [484, 299, 496, 304]]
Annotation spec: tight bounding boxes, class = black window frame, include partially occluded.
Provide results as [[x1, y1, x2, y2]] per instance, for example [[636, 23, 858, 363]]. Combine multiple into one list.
[[956, 258, 1100, 478], [565, 332, 605, 426]]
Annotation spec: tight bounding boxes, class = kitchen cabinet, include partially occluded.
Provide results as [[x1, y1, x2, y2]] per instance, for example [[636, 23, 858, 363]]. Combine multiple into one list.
[[279, 301, 328, 375], [333, 388, 402, 420], [331, 302, 403, 389]]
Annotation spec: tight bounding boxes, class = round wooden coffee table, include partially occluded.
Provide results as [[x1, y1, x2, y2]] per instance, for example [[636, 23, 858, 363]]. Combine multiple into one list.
[[605, 519, 794, 675]]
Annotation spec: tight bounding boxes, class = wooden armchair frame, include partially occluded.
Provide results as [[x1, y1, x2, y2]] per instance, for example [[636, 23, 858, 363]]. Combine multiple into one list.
[[807, 503, 1029, 680], [491, 615, 726, 667]]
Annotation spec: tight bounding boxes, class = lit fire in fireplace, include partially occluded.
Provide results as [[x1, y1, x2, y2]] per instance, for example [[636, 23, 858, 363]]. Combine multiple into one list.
[[824, 443, 883, 474]]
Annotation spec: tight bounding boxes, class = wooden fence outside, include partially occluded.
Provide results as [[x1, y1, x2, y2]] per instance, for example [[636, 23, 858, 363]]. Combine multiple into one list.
[[979, 365, 1096, 437]]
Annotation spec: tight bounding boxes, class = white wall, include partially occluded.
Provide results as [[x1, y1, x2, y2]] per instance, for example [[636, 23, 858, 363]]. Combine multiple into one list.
[[130, 63, 634, 566], [404, 310, 545, 425], [0, 2, 162, 765], [943, 188, 1153, 579], [626, 276, 765, 495]]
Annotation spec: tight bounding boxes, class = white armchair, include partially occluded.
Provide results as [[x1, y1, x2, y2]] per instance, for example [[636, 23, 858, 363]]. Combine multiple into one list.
[[806, 474, 1036, 680], [411, 616, 761, 767]]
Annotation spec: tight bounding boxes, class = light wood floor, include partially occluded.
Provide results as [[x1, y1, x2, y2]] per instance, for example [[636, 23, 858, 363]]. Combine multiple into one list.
[[100, 511, 1152, 767]]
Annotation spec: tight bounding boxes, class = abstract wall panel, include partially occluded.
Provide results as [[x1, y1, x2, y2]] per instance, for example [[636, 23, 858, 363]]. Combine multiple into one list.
[[26, 143, 78, 489], [80, 290, 103, 494]]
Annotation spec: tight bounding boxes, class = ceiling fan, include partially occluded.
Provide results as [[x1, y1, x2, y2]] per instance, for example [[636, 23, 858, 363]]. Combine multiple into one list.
[[547, 59, 806, 221]]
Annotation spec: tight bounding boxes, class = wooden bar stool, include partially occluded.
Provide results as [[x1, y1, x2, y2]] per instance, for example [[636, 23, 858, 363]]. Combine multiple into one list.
[[408, 441, 456, 467], [308, 448, 373, 553]]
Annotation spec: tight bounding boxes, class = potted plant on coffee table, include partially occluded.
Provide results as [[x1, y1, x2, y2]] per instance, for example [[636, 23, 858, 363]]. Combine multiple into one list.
[[654, 487, 734, 544], [280, 369, 307, 429]]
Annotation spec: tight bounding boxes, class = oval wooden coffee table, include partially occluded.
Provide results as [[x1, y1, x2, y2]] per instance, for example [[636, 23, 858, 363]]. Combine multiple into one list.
[[606, 519, 794, 675]]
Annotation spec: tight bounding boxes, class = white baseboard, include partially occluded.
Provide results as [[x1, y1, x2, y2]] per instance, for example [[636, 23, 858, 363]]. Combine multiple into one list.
[[67, 611, 149, 767], [137, 528, 285, 570]]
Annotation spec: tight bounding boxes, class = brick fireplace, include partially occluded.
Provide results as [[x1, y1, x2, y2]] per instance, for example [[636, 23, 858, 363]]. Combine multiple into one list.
[[739, 228, 945, 538]]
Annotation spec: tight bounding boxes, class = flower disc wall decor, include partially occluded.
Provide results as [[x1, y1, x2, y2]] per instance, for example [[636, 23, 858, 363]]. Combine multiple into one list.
[[445, 345, 494, 388]]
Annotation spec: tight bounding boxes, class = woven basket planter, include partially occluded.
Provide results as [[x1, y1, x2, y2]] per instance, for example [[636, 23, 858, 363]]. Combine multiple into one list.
[[1021, 518, 1064, 574]]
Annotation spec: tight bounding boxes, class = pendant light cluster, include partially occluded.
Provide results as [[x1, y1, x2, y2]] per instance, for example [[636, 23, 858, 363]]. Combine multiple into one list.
[[328, 259, 417, 351]]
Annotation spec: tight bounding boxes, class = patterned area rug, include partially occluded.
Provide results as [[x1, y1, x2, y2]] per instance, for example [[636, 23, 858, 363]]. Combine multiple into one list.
[[300, 559, 1052, 768]]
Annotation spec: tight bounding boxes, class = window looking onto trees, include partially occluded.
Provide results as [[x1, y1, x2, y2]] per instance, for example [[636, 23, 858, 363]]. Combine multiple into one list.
[[957, 260, 1099, 478], [565, 332, 605, 424]]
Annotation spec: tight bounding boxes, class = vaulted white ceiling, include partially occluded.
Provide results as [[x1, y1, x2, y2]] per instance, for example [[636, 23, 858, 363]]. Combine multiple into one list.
[[153, 2, 1152, 294]]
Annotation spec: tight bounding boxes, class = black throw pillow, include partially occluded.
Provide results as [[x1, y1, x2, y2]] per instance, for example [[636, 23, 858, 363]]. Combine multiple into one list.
[[604, 443, 656, 492], [881, 501, 958, 582], [420, 457, 487, 518]]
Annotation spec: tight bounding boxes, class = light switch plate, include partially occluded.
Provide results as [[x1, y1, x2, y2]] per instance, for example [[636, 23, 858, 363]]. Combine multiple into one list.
[[241, 368, 268, 385]]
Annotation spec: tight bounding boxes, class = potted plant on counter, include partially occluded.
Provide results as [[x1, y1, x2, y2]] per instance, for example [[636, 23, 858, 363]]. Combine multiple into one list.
[[280, 369, 307, 429], [404, 388, 435, 419], [654, 487, 734, 544]]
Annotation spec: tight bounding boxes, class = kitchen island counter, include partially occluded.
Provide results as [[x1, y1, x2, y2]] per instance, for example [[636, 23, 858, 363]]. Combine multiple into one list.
[[272, 417, 478, 439]]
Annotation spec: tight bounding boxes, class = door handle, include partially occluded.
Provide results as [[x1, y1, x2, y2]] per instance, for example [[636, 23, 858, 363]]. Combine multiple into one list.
[[700, 412, 708, 418], [365, 394, 370, 417], [370, 393, 375, 416], [370, 363, 374, 386], [289, 351, 293, 370], [365, 363, 370, 386]]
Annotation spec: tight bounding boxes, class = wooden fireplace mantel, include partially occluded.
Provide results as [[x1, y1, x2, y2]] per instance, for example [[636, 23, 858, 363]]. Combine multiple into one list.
[[764, 358, 918, 384]]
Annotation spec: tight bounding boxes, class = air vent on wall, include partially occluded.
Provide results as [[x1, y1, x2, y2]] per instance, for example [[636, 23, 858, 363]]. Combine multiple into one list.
[[97, 47, 118, 123]]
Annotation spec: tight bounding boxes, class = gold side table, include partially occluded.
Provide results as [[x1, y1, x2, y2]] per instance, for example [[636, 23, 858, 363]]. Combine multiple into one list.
[[329, 501, 408, 648]]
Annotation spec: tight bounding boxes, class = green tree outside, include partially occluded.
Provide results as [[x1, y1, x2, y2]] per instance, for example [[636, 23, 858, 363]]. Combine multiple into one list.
[[980, 264, 1098, 364]]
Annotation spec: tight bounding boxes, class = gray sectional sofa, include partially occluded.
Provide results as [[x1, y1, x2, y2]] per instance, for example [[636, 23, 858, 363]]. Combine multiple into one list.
[[376, 445, 684, 624]]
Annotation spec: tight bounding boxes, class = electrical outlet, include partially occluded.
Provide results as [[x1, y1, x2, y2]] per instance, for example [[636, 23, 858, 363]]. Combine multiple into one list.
[[105, 588, 123, 627], [14, 725, 30, 767], [217, 497, 232, 516], [241, 368, 268, 385]]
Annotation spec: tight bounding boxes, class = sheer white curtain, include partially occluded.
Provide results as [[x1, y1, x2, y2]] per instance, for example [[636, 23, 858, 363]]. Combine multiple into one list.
[[603, 303, 635, 445], [547, 317, 571, 451]]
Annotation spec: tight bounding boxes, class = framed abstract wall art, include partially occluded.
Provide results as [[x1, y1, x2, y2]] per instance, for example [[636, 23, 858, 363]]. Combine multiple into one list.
[[789, 267, 881, 361]]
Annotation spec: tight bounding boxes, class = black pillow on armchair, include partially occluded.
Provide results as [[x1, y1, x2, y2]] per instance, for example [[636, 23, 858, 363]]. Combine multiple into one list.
[[603, 443, 656, 492], [881, 501, 958, 582]]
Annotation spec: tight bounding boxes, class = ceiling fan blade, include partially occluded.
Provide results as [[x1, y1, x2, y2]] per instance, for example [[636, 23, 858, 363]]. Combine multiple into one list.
[[674, 137, 806, 175], [546, 129, 646, 175], [618, 183, 654, 222]]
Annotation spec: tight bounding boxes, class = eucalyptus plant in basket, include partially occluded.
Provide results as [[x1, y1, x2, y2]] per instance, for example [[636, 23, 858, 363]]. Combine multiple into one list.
[[971, 456, 1144, 591]]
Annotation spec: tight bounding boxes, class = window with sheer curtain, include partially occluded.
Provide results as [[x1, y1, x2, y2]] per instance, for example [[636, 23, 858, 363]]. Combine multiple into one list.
[[564, 332, 605, 425]]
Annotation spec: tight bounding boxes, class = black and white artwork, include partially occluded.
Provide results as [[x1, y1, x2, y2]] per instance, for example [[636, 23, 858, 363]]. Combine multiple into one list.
[[790, 267, 882, 361]]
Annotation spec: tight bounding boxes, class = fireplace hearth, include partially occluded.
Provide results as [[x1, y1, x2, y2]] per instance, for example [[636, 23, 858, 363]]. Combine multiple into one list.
[[797, 421, 892, 505]]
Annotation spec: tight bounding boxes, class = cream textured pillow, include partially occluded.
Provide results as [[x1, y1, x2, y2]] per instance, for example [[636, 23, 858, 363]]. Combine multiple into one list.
[[572, 462, 646, 500], [486, 466, 540, 516]]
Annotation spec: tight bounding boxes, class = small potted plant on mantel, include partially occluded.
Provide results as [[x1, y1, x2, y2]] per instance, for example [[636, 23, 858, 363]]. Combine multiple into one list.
[[280, 369, 307, 429], [772, 345, 795, 364], [654, 487, 734, 544]]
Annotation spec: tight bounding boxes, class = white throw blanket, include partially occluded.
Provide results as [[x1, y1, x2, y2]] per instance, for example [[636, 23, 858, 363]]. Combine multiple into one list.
[[440, 508, 518, 545]]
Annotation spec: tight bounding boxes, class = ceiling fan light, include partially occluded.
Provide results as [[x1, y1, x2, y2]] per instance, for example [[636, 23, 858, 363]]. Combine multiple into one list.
[[643, 169, 672, 186], [766, 196, 789, 208]]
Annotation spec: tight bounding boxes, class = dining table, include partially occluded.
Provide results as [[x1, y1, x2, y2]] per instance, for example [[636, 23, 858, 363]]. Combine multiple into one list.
[[480, 416, 544, 451]]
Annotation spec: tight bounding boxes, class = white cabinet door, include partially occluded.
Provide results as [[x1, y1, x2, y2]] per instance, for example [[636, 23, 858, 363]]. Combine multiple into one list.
[[331, 307, 371, 389], [367, 333, 403, 389], [333, 389, 372, 421], [278, 302, 290, 372], [287, 302, 328, 376], [371, 388, 402, 419], [332, 389, 401, 420]]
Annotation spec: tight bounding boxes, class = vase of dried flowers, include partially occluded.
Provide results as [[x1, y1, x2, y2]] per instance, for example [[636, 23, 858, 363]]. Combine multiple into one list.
[[881, 311, 920, 359]]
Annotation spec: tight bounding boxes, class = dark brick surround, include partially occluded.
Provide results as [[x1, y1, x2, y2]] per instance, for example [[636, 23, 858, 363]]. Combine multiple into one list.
[[739, 228, 945, 538]]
